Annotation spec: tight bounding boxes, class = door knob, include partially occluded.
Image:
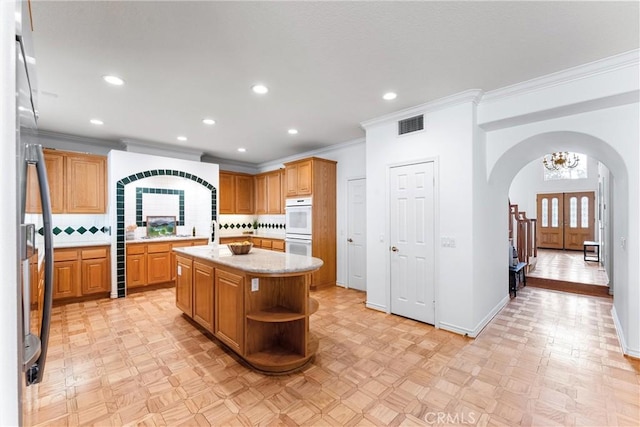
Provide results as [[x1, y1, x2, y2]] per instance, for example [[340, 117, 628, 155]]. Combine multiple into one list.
[[391, 246, 399, 252], [347, 238, 353, 243]]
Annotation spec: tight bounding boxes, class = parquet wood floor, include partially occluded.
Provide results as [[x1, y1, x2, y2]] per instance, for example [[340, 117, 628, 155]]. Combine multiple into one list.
[[24, 286, 639, 426]]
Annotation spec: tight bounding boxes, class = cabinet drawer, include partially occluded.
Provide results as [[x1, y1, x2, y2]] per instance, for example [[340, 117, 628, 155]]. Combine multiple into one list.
[[126, 244, 146, 255], [172, 241, 193, 249], [54, 249, 78, 262], [260, 240, 273, 249], [81, 247, 108, 259], [147, 243, 171, 253]]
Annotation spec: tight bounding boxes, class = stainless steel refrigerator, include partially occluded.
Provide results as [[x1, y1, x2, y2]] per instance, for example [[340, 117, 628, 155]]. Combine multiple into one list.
[[16, 0, 53, 390]]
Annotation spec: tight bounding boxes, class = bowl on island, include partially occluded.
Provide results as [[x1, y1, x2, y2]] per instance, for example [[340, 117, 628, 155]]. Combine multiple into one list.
[[227, 241, 253, 255]]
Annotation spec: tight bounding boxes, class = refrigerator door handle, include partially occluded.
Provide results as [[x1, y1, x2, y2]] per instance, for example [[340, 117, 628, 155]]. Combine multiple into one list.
[[25, 144, 53, 385]]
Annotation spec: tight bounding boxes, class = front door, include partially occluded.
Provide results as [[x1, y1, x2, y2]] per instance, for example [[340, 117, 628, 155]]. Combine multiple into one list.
[[347, 178, 366, 291], [536, 191, 595, 250], [389, 162, 435, 325]]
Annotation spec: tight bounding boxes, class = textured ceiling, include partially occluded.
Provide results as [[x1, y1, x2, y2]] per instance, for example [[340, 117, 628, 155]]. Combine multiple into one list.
[[30, 1, 639, 165]]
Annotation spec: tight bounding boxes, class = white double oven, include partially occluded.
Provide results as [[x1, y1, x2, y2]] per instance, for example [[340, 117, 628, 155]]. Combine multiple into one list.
[[285, 197, 312, 257]]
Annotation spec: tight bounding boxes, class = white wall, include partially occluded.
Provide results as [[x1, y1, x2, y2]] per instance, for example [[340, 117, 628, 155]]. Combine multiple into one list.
[[1, 1, 20, 424], [509, 156, 599, 217], [363, 99, 479, 334]]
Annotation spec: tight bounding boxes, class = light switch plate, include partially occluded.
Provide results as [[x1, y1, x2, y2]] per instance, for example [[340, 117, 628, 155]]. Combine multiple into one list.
[[251, 278, 259, 292]]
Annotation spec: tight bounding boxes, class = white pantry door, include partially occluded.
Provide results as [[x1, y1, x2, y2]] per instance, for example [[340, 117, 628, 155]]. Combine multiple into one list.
[[389, 162, 435, 324], [347, 178, 366, 291]]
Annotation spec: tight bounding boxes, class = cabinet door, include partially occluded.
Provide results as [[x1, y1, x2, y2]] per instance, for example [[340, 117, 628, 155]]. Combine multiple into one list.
[[272, 239, 285, 252], [53, 260, 80, 299], [171, 241, 193, 281], [215, 269, 243, 353], [254, 174, 267, 214], [235, 175, 255, 214], [219, 172, 235, 214], [285, 165, 298, 197], [193, 261, 214, 332], [126, 254, 147, 288], [82, 258, 109, 294], [25, 151, 65, 214], [266, 172, 282, 214], [147, 252, 172, 284], [65, 154, 106, 213], [296, 160, 313, 195], [175, 255, 193, 316]]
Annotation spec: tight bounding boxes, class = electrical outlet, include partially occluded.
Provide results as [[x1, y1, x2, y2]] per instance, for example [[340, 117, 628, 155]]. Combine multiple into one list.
[[251, 278, 259, 292], [177, 265, 182, 276]]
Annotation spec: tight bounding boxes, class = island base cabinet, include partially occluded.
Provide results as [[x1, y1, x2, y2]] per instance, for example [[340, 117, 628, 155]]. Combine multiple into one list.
[[173, 251, 319, 374], [215, 269, 244, 353], [175, 255, 193, 316], [193, 262, 214, 333]]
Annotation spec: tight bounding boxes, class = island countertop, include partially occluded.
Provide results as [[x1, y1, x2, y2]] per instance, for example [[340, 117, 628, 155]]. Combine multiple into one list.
[[173, 245, 323, 275]]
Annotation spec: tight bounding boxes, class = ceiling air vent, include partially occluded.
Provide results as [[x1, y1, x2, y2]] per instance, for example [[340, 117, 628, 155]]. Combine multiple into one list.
[[398, 115, 424, 135]]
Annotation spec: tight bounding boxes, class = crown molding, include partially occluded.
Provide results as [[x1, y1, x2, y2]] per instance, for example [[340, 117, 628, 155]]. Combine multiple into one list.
[[482, 49, 640, 103], [256, 137, 366, 170], [360, 89, 484, 129], [121, 138, 204, 160], [23, 128, 124, 150]]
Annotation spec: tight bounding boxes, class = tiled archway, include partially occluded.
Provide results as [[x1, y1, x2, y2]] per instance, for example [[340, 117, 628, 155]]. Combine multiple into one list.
[[115, 169, 217, 297]]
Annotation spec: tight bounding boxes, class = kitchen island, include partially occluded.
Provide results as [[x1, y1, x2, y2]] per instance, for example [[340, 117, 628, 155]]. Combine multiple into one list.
[[173, 245, 323, 373]]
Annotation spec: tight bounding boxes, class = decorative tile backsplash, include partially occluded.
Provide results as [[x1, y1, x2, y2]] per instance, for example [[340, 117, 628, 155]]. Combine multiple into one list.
[[218, 214, 286, 236], [115, 168, 217, 297]]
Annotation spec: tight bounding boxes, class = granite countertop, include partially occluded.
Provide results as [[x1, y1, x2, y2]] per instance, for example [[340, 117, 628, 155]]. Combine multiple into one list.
[[174, 245, 323, 274], [126, 235, 210, 243]]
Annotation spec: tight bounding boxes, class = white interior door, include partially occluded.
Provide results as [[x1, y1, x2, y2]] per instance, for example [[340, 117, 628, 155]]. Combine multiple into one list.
[[347, 178, 366, 291], [389, 162, 435, 324]]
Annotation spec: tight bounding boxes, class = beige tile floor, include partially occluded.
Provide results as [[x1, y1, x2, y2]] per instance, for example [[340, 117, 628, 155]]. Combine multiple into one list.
[[24, 285, 639, 426]]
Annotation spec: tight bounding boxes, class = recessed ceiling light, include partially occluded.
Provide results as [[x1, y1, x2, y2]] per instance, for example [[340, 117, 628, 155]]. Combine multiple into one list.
[[90, 119, 104, 125], [237, 148, 246, 153], [177, 136, 187, 142], [202, 118, 216, 125], [103, 75, 124, 86], [383, 92, 397, 100], [251, 84, 269, 94], [288, 129, 298, 135]]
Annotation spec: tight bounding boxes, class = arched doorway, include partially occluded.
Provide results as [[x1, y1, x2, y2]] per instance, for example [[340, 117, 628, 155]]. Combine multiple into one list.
[[485, 130, 634, 353]]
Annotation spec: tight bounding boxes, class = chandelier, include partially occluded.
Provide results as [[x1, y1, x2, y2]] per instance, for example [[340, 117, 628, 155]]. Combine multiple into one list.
[[542, 152, 579, 171]]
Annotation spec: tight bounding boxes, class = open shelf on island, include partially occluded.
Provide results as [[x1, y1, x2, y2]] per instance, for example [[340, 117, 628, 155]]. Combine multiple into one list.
[[245, 333, 319, 373], [247, 306, 306, 323]]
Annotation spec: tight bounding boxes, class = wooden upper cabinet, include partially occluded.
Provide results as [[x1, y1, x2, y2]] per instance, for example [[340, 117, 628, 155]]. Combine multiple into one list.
[[285, 159, 313, 197], [26, 150, 106, 214], [65, 153, 106, 213], [219, 171, 255, 214], [254, 174, 267, 215], [219, 172, 235, 214], [25, 150, 65, 213], [266, 171, 282, 214]]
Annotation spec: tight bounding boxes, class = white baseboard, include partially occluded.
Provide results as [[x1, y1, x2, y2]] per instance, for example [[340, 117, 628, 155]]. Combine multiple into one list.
[[439, 294, 509, 338], [366, 301, 387, 312], [611, 305, 640, 358]]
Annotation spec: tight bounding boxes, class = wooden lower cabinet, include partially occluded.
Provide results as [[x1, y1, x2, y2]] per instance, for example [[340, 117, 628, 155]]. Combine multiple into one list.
[[126, 254, 147, 288], [215, 269, 243, 353], [193, 262, 214, 332], [147, 251, 172, 285], [53, 260, 80, 299], [173, 253, 317, 373], [220, 236, 284, 252], [175, 255, 193, 316], [53, 245, 110, 301]]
